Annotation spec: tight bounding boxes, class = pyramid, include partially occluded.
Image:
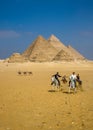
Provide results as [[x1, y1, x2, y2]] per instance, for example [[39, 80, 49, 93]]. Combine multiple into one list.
[[8, 53, 26, 63], [48, 34, 69, 52], [8, 34, 86, 62], [52, 49, 74, 61], [48, 35, 85, 61], [22, 35, 58, 62], [67, 45, 85, 60]]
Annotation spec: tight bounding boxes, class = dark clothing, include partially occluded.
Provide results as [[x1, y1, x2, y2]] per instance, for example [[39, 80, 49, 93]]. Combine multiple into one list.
[[54, 73, 61, 80], [51, 73, 61, 86], [54, 73, 61, 86], [76, 75, 82, 85], [77, 75, 80, 80]]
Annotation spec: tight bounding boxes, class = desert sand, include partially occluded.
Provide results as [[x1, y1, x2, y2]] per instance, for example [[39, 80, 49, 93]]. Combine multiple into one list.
[[0, 61, 93, 130]]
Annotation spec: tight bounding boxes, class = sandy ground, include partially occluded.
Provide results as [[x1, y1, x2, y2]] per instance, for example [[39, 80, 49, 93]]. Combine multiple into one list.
[[0, 61, 93, 130]]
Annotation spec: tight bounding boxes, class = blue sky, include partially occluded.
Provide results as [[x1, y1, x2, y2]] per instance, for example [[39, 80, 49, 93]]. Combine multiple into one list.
[[0, 0, 93, 60]]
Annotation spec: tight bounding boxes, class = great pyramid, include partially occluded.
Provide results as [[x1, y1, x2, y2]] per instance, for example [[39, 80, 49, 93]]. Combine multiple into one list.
[[22, 35, 58, 62], [8, 34, 86, 62]]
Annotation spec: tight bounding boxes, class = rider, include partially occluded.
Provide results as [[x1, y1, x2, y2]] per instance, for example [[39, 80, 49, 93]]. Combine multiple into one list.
[[76, 74, 82, 85], [69, 72, 77, 87], [61, 75, 67, 83], [51, 72, 61, 86]]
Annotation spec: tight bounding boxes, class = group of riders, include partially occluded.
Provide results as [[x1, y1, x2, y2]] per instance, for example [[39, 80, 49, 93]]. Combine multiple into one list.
[[51, 72, 82, 93]]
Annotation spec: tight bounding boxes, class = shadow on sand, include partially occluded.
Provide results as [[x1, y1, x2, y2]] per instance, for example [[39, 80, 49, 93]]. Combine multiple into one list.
[[62, 91, 75, 94], [48, 90, 58, 92]]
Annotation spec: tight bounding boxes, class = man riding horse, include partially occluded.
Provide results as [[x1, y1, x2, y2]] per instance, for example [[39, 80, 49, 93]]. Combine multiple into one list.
[[69, 72, 77, 93], [51, 72, 61, 88]]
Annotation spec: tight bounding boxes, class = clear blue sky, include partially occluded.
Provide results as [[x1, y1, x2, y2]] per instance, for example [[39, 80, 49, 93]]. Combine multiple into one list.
[[0, 0, 93, 60]]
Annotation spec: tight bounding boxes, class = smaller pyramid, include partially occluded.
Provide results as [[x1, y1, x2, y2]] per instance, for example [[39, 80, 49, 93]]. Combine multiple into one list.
[[8, 53, 26, 62], [67, 45, 85, 60], [52, 49, 74, 61]]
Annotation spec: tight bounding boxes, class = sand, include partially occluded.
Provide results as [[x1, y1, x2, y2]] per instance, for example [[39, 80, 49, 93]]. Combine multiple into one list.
[[0, 61, 93, 130]]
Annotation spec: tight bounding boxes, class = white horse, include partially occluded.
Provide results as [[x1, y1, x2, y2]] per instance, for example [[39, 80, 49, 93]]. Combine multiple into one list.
[[51, 76, 60, 90], [69, 79, 76, 93]]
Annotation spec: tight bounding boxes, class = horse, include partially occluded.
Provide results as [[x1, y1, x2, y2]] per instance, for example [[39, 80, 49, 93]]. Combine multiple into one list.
[[69, 79, 76, 93], [51, 76, 60, 91], [76, 80, 83, 91], [61, 75, 67, 84]]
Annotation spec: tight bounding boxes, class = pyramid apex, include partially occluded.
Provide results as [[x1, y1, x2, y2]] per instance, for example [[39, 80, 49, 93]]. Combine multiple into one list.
[[67, 45, 72, 48], [36, 35, 46, 41], [48, 34, 60, 42]]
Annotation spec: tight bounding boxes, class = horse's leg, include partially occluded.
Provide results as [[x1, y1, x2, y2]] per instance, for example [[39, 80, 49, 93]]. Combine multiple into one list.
[[73, 81, 76, 93], [76, 80, 83, 91], [52, 79, 57, 91], [69, 86, 71, 93], [79, 83, 83, 91], [69, 82, 71, 93], [73, 87, 76, 94], [57, 80, 61, 91], [55, 79, 59, 91], [52, 82, 56, 90]]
